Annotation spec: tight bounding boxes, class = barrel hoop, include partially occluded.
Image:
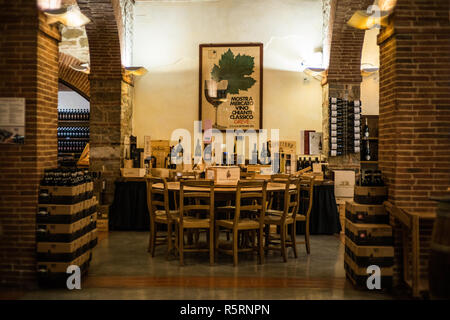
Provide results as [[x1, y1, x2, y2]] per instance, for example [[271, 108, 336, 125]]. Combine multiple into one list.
[[431, 242, 450, 253]]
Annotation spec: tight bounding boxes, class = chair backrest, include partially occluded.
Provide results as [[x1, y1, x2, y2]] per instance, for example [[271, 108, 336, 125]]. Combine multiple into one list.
[[270, 173, 291, 182], [146, 177, 170, 220], [234, 179, 267, 225], [298, 176, 314, 219], [280, 177, 301, 221], [179, 179, 215, 224]]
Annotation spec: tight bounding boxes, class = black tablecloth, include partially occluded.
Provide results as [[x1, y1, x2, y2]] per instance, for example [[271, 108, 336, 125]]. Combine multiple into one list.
[[296, 184, 342, 235], [109, 180, 342, 234], [109, 181, 150, 231]]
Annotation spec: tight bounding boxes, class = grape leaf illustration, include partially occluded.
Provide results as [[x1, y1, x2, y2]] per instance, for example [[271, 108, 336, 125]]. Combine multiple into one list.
[[211, 49, 256, 94]]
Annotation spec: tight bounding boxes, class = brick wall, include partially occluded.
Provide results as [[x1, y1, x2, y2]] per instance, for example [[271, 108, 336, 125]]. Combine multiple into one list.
[[322, 0, 373, 171], [0, 4, 60, 288], [59, 52, 90, 99], [378, 0, 450, 213], [378, 0, 450, 291]]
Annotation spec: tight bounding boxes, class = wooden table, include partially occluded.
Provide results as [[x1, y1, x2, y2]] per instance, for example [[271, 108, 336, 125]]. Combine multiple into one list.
[[152, 181, 295, 193]]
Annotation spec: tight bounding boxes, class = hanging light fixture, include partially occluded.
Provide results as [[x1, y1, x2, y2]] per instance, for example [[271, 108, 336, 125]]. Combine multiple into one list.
[[347, 0, 397, 30], [124, 67, 148, 76], [300, 50, 326, 80], [347, 8, 390, 30], [44, 5, 91, 27], [361, 63, 379, 76], [37, 0, 61, 11], [70, 62, 90, 74]]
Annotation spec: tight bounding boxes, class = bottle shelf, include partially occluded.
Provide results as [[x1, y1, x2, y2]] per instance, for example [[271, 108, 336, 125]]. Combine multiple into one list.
[[58, 137, 90, 141], [360, 161, 378, 164], [58, 120, 90, 123]]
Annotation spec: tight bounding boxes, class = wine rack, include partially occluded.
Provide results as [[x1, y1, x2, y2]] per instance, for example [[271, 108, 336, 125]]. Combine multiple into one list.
[[57, 109, 90, 166], [328, 97, 362, 157]]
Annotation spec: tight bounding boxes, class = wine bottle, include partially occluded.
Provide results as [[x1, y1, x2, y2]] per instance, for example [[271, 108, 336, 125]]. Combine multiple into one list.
[[251, 143, 258, 164], [364, 118, 370, 138], [330, 150, 343, 157], [365, 140, 371, 161]]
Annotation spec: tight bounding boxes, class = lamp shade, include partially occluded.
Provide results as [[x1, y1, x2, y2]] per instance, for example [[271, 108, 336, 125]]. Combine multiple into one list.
[[44, 5, 91, 27]]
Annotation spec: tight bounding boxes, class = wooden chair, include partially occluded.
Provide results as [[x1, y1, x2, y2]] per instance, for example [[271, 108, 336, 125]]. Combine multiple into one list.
[[240, 171, 255, 179], [146, 177, 179, 258], [268, 174, 292, 210], [215, 180, 267, 266], [176, 179, 215, 266], [263, 177, 300, 262], [296, 176, 314, 254]]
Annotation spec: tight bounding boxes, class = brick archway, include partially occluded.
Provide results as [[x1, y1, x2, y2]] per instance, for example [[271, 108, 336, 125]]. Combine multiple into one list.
[[59, 52, 90, 100], [323, 0, 373, 170], [77, 0, 125, 204]]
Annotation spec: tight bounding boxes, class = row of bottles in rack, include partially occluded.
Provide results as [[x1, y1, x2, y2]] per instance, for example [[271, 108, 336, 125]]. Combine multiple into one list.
[[58, 140, 87, 154], [328, 97, 362, 157], [58, 108, 90, 121], [41, 168, 93, 187], [57, 126, 90, 139]]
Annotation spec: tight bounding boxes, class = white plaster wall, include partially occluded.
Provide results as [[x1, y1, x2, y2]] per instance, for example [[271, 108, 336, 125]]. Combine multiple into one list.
[[132, 0, 324, 152], [361, 28, 380, 115], [58, 91, 89, 110]]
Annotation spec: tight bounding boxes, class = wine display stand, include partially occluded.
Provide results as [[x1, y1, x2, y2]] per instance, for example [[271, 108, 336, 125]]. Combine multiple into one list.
[[57, 109, 90, 167], [37, 169, 98, 287], [344, 175, 393, 290]]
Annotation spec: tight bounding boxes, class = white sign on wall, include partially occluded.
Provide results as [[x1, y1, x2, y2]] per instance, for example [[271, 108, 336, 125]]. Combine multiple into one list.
[[0, 98, 25, 144]]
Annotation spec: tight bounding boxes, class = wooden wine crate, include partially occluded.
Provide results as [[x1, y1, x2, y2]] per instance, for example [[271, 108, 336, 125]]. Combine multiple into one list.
[[97, 219, 109, 232], [206, 166, 240, 184], [37, 232, 91, 262], [37, 250, 92, 274], [38, 184, 87, 204], [36, 213, 97, 242], [345, 200, 389, 224], [345, 236, 394, 268], [121, 168, 147, 177], [354, 185, 388, 205], [344, 253, 393, 289], [345, 218, 393, 246]]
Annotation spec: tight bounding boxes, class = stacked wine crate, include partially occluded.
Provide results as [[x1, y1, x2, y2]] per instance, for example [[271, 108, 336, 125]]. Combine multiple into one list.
[[344, 182, 394, 289], [36, 169, 98, 286], [328, 97, 361, 157]]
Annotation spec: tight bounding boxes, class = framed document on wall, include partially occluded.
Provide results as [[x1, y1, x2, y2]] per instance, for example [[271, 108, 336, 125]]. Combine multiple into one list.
[[199, 43, 263, 131]]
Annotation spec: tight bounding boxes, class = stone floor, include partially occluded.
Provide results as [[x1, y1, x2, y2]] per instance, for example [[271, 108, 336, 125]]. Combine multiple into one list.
[[16, 231, 399, 300]]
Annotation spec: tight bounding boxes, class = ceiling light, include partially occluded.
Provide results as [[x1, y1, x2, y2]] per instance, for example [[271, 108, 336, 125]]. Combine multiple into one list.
[[378, 0, 397, 12], [361, 63, 379, 76], [347, 7, 390, 30], [44, 5, 91, 27], [124, 67, 148, 76], [37, 0, 61, 11], [70, 62, 90, 74]]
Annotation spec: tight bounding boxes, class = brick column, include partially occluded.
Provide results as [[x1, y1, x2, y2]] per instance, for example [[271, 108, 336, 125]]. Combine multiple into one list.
[[78, 0, 125, 204], [323, 0, 373, 171], [0, 6, 60, 287], [378, 0, 450, 213], [378, 0, 450, 289]]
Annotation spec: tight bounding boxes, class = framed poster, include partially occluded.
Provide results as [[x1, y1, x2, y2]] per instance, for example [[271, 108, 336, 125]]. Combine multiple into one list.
[[0, 98, 25, 144], [199, 43, 263, 131]]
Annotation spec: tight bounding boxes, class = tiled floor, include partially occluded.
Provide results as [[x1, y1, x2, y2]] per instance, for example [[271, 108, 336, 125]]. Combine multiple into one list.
[[18, 231, 397, 300]]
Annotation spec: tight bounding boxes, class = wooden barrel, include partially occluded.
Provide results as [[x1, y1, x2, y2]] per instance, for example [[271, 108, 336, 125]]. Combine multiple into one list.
[[429, 196, 450, 299]]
